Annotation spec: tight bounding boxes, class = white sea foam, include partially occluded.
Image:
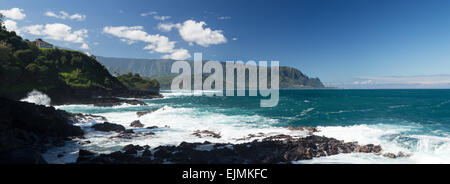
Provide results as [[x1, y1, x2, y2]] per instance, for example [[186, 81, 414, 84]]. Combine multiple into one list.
[[20, 90, 51, 106], [298, 124, 450, 164], [90, 105, 308, 149], [300, 108, 314, 116]]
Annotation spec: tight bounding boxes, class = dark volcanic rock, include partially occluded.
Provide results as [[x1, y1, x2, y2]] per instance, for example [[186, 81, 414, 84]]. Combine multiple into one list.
[[76, 135, 383, 164], [0, 148, 47, 164], [110, 131, 154, 140], [92, 122, 126, 132], [192, 130, 221, 139], [130, 120, 144, 128], [383, 151, 411, 158], [0, 98, 84, 164], [30, 87, 161, 106], [287, 126, 318, 134], [356, 144, 382, 153], [68, 113, 107, 123], [136, 109, 157, 117], [77, 145, 154, 164]]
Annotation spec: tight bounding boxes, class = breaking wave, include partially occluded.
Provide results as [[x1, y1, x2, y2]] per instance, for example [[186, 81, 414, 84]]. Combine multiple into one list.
[[20, 90, 51, 106]]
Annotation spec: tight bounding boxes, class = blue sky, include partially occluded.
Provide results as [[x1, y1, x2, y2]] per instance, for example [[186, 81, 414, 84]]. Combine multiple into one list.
[[2, 0, 450, 88]]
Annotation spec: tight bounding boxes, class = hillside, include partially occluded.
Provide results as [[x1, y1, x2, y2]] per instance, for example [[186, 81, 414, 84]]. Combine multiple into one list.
[[116, 73, 159, 91], [0, 19, 159, 104], [97, 56, 325, 89]]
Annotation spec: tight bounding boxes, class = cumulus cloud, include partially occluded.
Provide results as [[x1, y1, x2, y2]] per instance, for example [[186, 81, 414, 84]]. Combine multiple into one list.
[[22, 23, 89, 50], [158, 20, 227, 47], [178, 20, 227, 47], [0, 8, 26, 20], [3, 19, 20, 34], [162, 49, 191, 60], [80, 43, 90, 50], [157, 23, 179, 32], [45, 11, 86, 21], [103, 25, 190, 60]]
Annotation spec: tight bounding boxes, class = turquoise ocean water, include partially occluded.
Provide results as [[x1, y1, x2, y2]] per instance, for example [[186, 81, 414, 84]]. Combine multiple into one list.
[[49, 89, 450, 164]]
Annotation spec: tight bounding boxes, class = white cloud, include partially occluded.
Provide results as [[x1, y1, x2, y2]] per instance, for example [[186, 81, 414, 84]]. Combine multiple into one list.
[[218, 16, 231, 20], [178, 20, 227, 47], [103, 25, 190, 60], [159, 20, 227, 47], [0, 8, 26, 20], [356, 75, 450, 85], [153, 15, 171, 21], [349, 75, 450, 88], [22, 23, 89, 50], [45, 11, 86, 21], [353, 80, 373, 85], [157, 23, 179, 32], [3, 19, 20, 34], [162, 49, 191, 60], [80, 43, 90, 50], [141, 11, 157, 17], [232, 37, 238, 41], [141, 11, 170, 21]]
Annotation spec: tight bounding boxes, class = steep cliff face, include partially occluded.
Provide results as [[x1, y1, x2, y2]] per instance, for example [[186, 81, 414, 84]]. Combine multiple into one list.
[[279, 66, 325, 88], [97, 56, 325, 89]]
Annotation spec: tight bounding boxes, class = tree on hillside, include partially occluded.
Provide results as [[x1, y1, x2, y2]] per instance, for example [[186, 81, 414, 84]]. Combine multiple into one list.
[[0, 13, 5, 31]]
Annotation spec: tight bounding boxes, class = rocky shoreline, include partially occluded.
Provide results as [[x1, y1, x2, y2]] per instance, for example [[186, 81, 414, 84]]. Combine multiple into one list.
[[76, 135, 385, 164], [0, 98, 84, 164], [1, 97, 409, 164]]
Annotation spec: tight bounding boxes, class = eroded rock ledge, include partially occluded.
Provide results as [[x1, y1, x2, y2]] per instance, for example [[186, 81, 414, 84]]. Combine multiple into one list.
[[0, 98, 84, 164], [76, 135, 382, 164]]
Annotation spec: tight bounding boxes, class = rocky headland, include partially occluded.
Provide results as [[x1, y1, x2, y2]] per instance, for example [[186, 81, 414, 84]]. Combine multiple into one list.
[[0, 98, 84, 164]]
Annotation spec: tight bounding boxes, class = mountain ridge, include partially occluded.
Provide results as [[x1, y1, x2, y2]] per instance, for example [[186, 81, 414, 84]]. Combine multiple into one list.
[[96, 56, 325, 89]]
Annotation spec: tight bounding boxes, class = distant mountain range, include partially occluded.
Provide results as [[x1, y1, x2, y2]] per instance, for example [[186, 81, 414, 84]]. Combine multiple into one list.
[[97, 56, 325, 89]]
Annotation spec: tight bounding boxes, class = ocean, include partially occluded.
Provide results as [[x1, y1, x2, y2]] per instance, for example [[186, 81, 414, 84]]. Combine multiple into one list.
[[46, 89, 450, 164]]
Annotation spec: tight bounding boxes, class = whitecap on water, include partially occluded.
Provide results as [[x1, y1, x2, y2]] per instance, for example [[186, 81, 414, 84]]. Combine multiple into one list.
[[306, 123, 450, 164], [20, 89, 51, 106]]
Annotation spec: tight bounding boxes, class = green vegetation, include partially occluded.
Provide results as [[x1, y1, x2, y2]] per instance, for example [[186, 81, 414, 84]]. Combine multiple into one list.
[[116, 73, 159, 91], [0, 14, 158, 97]]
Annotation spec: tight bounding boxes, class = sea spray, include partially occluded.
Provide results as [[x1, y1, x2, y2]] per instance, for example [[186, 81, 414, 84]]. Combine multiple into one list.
[[20, 89, 52, 106]]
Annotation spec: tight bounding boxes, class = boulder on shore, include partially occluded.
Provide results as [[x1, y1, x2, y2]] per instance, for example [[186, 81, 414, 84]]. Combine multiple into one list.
[[192, 130, 222, 139], [130, 120, 144, 128], [92, 122, 126, 133]]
